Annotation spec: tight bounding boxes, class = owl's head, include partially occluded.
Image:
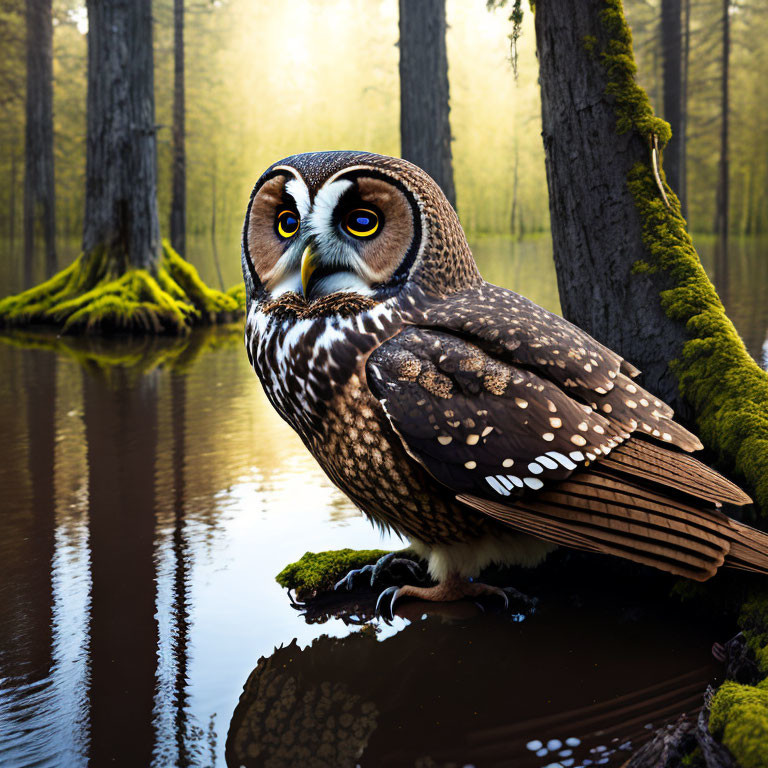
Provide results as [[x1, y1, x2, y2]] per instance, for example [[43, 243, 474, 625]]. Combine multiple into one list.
[[241, 151, 480, 312]]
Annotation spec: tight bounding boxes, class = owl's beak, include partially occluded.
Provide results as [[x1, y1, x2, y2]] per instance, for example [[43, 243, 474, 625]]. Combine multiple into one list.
[[301, 245, 318, 298]]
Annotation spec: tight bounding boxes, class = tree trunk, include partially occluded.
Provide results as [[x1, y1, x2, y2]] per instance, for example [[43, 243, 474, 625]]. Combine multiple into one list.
[[398, 0, 456, 208], [82, 0, 159, 272], [535, 0, 768, 515], [680, 0, 690, 218], [536, 0, 690, 415], [661, 0, 684, 212], [714, 0, 730, 302], [170, 0, 186, 257], [510, 140, 519, 237], [23, 0, 56, 286]]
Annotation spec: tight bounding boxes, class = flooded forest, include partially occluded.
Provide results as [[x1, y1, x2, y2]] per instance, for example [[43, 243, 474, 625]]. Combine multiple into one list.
[[1, 1, 768, 767]]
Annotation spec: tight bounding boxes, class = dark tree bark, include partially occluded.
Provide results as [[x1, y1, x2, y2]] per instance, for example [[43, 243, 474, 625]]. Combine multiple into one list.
[[398, 0, 456, 208], [170, 0, 186, 256], [714, 0, 730, 301], [82, 0, 159, 271], [680, 0, 690, 218], [23, 0, 56, 286], [535, 0, 691, 415], [661, 0, 685, 215]]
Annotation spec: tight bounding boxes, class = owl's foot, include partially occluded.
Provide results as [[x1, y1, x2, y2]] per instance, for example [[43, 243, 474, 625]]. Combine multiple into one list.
[[334, 552, 429, 593], [375, 573, 535, 620]]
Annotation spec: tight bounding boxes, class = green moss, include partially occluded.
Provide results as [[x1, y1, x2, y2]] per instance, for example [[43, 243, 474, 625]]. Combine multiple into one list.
[[594, 0, 671, 144], [627, 165, 768, 513], [276, 548, 393, 599], [582, 35, 598, 58], [226, 283, 247, 309], [709, 680, 768, 768], [0, 241, 239, 335]]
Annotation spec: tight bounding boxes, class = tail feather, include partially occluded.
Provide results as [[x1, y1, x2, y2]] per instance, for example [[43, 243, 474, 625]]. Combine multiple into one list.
[[601, 440, 751, 507], [458, 463, 768, 582]]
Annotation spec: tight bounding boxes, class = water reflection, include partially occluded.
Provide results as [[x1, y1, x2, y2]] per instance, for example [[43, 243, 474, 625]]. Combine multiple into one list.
[[84, 366, 159, 766], [227, 602, 720, 768], [0, 331, 400, 767]]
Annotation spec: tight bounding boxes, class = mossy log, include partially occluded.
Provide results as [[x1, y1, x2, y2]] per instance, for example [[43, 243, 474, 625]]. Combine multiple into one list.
[[276, 548, 393, 601], [0, 240, 245, 335]]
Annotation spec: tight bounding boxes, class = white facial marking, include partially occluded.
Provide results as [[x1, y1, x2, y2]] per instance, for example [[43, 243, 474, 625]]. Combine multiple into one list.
[[285, 177, 311, 218]]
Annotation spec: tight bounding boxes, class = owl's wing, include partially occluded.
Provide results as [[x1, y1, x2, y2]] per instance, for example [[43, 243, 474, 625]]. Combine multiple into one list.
[[421, 283, 655, 412], [368, 324, 761, 581], [367, 324, 706, 500]]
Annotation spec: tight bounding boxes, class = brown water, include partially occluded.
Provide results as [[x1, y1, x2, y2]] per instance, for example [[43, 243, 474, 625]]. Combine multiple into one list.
[[0, 234, 762, 768]]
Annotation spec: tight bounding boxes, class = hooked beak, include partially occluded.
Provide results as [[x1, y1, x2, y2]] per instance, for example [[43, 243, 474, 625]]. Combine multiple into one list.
[[301, 245, 318, 298]]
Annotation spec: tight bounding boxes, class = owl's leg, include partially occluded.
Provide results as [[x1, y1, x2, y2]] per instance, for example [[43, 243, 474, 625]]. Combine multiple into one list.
[[375, 572, 529, 619]]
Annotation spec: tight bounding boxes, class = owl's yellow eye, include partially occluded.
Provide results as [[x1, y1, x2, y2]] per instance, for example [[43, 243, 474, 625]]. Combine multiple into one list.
[[344, 208, 379, 238], [276, 209, 300, 239]]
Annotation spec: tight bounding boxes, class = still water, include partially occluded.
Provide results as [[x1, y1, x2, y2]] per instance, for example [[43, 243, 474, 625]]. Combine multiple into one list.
[[0, 234, 764, 767]]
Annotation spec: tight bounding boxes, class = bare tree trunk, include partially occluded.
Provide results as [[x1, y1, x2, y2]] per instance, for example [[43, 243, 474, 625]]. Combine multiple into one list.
[[661, 0, 683, 208], [23, 0, 56, 286], [170, 0, 186, 256], [398, 0, 456, 208], [211, 167, 224, 291], [680, 0, 690, 218], [510, 140, 519, 237], [536, 0, 691, 414], [82, 0, 159, 272], [714, 0, 730, 302], [10, 150, 17, 247]]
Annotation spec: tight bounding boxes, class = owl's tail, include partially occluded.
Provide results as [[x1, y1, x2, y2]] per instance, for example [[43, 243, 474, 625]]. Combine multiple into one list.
[[458, 438, 768, 582]]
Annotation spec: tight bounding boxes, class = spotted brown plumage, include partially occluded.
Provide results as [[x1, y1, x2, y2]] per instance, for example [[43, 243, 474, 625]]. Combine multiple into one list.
[[242, 150, 768, 607]]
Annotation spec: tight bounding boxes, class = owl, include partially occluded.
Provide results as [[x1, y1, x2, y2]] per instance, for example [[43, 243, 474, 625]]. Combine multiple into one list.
[[242, 151, 768, 613]]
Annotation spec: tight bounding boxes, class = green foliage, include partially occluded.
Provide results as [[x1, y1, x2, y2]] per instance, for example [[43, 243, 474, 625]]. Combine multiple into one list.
[[0, 241, 239, 335], [275, 548, 392, 599]]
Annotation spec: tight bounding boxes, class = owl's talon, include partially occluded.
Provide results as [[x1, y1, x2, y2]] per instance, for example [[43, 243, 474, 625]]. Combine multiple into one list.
[[333, 564, 375, 592], [375, 585, 400, 621]]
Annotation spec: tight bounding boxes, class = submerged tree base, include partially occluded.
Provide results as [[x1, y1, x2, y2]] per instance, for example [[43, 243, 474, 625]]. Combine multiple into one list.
[[0, 240, 244, 334]]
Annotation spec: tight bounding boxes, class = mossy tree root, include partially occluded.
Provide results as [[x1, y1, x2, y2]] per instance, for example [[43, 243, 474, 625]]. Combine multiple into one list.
[[0, 240, 245, 335]]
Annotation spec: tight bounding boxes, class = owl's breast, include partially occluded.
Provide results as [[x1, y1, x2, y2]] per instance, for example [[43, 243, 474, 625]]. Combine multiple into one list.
[[245, 299, 402, 445]]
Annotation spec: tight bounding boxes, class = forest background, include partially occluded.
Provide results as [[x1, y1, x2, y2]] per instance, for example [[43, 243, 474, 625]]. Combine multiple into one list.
[[1, 0, 765, 296]]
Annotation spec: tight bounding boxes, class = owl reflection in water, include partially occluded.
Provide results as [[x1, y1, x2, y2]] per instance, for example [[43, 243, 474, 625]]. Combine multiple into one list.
[[241, 151, 768, 615]]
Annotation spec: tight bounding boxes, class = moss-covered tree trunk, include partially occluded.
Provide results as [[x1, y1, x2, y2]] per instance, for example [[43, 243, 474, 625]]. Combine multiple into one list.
[[82, 0, 159, 271], [0, 0, 241, 336], [535, 0, 768, 516], [399, 0, 456, 208]]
